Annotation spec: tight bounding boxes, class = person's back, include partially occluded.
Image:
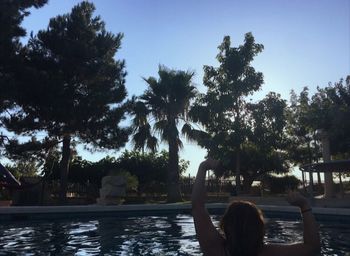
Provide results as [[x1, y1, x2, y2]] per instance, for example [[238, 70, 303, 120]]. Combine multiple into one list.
[[191, 158, 321, 256]]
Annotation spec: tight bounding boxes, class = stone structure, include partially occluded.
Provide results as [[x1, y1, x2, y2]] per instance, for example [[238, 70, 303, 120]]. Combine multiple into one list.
[[96, 176, 126, 205]]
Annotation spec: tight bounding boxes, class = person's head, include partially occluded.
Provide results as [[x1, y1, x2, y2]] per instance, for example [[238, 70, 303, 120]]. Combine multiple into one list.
[[220, 201, 265, 256]]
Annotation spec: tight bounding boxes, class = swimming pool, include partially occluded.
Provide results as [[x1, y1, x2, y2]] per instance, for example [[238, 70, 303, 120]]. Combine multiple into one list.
[[0, 214, 349, 255]]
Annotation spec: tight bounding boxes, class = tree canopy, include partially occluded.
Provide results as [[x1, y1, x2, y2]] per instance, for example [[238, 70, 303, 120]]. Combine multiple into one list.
[[189, 33, 265, 192], [2, 1, 130, 202], [309, 76, 350, 157], [129, 65, 197, 202], [0, 0, 48, 150], [1, 1, 348, 201]]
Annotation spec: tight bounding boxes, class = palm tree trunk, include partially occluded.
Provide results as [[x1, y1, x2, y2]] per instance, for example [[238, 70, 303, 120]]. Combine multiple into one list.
[[59, 134, 71, 204], [167, 133, 182, 203]]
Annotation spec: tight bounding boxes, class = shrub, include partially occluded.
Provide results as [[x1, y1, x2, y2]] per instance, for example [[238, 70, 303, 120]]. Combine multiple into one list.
[[45, 150, 189, 195], [108, 168, 139, 192], [264, 174, 301, 194]]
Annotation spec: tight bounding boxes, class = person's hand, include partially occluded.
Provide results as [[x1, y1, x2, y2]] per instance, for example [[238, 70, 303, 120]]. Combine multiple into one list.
[[199, 158, 220, 171], [286, 191, 310, 210]]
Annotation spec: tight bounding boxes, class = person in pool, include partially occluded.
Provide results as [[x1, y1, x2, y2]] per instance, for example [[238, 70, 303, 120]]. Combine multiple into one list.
[[191, 158, 321, 256]]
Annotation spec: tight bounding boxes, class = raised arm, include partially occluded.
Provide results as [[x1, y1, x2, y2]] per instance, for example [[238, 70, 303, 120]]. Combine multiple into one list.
[[287, 191, 320, 252], [191, 158, 225, 255], [263, 191, 320, 256]]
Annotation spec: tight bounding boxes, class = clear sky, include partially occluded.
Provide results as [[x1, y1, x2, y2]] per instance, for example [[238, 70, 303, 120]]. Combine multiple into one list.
[[21, 0, 350, 177]]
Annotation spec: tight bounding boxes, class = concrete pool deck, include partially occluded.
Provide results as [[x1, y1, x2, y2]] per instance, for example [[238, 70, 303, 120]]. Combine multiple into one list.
[[1, 202, 350, 222], [231, 195, 350, 208]]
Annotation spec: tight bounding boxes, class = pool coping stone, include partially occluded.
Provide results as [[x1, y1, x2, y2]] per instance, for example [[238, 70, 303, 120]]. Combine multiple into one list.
[[0, 203, 349, 217]]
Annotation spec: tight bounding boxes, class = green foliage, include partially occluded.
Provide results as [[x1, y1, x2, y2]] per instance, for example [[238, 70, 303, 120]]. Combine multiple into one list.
[[108, 168, 139, 192], [189, 33, 265, 192], [129, 66, 197, 152], [0, 0, 48, 107], [190, 33, 264, 149], [240, 92, 289, 191], [309, 76, 350, 156], [286, 87, 320, 166], [47, 156, 113, 186], [187, 34, 288, 192], [129, 65, 197, 201], [264, 174, 301, 194], [2, 1, 130, 201], [45, 151, 189, 194], [5, 160, 39, 179], [247, 92, 287, 151], [115, 150, 189, 193], [5, 1, 130, 149], [286, 76, 350, 167], [0, 0, 47, 152]]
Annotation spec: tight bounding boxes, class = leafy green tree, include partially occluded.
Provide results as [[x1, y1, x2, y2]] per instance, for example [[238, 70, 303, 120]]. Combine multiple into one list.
[[47, 156, 109, 186], [309, 76, 350, 156], [286, 87, 322, 184], [189, 33, 264, 193], [310, 76, 350, 187], [205, 92, 289, 193], [3, 2, 130, 203], [286, 76, 350, 196], [129, 66, 197, 202], [263, 174, 301, 194], [241, 92, 289, 191], [116, 151, 168, 191], [287, 88, 316, 164], [5, 159, 40, 179], [0, 0, 47, 148], [116, 150, 189, 194]]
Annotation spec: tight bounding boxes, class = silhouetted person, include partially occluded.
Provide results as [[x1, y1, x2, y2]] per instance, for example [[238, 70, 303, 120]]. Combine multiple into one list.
[[192, 158, 320, 256]]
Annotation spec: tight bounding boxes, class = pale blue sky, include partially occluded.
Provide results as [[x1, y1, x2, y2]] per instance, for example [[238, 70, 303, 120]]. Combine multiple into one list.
[[20, 0, 350, 176]]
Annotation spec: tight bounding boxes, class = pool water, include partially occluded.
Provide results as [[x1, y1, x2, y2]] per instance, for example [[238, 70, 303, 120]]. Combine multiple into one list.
[[0, 214, 349, 255]]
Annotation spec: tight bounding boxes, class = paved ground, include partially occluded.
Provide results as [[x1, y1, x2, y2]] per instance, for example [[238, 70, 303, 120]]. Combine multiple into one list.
[[230, 195, 350, 208]]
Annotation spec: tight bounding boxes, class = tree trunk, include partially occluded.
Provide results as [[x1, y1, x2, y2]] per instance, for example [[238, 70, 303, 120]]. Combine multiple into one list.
[[242, 175, 253, 194], [234, 100, 242, 195], [301, 170, 306, 192], [321, 131, 333, 199], [59, 134, 71, 204], [167, 131, 182, 203], [339, 173, 344, 198], [235, 149, 241, 194]]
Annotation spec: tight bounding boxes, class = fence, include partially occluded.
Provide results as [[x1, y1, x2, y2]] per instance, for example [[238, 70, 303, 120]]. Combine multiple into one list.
[[45, 178, 234, 200], [181, 177, 234, 194], [47, 181, 99, 199]]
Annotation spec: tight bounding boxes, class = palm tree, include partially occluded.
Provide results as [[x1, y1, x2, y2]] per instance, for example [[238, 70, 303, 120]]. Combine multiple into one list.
[[130, 65, 197, 202]]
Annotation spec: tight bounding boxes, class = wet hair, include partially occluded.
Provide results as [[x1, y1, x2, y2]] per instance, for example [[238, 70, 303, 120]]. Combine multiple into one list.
[[220, 201, 265, 256]]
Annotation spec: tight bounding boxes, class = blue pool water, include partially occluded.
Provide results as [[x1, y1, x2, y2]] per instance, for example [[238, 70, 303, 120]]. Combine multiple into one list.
[[0, 214, 349, 255]]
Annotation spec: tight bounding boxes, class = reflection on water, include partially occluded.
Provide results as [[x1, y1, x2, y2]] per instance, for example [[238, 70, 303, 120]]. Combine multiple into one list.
[[0, 214, 349, 255]]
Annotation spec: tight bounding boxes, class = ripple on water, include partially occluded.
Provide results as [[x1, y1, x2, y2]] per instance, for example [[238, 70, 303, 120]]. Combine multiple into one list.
[[0, 215, 349, 255]]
